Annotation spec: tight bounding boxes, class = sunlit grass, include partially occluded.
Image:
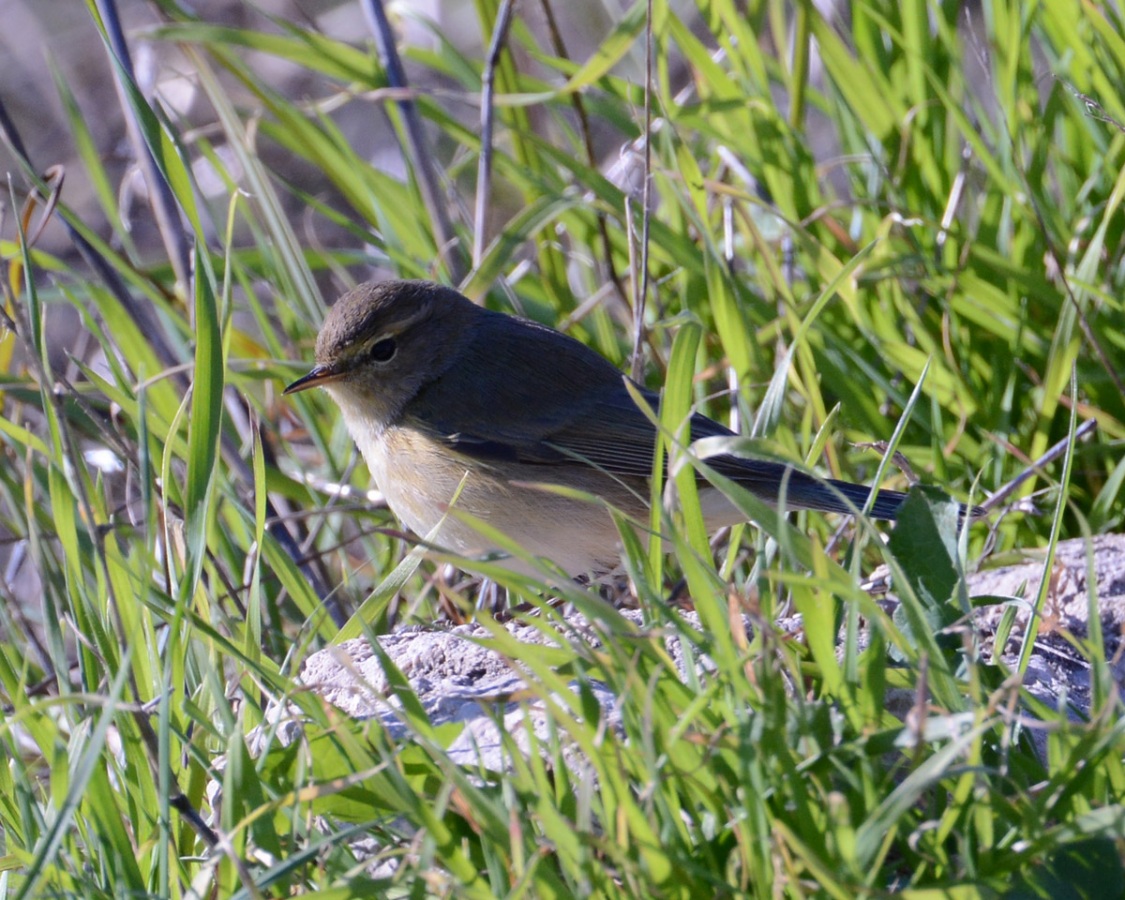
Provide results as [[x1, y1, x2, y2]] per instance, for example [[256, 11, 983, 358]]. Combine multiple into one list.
[[0, 0, 1123, 896]]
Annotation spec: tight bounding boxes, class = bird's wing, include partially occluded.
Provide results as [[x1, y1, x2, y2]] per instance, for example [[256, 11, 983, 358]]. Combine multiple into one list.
[[402, 310, 671, 476], [402, 308, 907, 518]]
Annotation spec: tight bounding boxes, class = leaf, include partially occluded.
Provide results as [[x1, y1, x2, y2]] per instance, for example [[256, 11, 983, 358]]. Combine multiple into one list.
[[183, 268, 225, 592], [887, 486, 965, 658]]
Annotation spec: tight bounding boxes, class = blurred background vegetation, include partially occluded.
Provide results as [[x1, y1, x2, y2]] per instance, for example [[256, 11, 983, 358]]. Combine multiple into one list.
[[1, 0, 1124, 896]]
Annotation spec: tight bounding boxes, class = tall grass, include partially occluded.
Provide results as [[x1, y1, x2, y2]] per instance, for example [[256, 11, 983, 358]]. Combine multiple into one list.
[[0, 0, 1122, 896]]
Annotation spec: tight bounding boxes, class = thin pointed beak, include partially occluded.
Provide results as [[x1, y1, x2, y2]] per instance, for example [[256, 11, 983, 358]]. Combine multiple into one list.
[[284, 363, 343, 394]]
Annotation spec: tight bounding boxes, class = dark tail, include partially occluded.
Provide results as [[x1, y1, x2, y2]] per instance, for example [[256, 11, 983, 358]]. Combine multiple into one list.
[[820, 478, 907, 520], [798, 476, 983, 522], [714, 455, 982, 522]]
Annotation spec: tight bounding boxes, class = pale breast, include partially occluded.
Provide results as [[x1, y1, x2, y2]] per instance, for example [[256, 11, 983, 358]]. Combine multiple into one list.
[[357, 423, 647, 577], [365, 426, 478, 540]]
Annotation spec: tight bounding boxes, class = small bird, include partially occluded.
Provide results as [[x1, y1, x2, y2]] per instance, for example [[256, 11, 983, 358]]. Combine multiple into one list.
[[286, 280, 945, 577]]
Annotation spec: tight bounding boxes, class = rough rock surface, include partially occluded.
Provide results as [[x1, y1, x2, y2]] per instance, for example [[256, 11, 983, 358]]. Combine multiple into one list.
[[296, 535, 1125, 769], [299, 620, 623, 773], [963, 534, 1125, 715]]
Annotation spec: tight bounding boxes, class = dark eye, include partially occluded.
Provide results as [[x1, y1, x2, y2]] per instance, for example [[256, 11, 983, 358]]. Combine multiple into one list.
[[369, 338, 396, 362]]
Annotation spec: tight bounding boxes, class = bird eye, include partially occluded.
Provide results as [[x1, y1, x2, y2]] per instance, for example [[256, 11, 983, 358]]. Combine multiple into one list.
[[369, 338, 396, 363]]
